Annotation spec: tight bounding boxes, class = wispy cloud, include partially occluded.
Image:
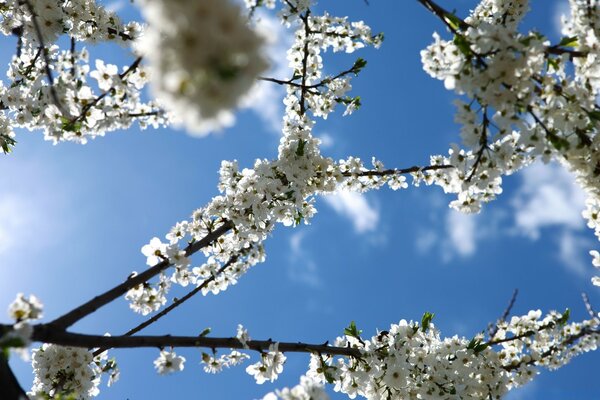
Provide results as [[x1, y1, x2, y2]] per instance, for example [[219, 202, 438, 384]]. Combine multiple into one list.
[[323, 191, 380, 234], [317, 132, 334, 149], [553, 0, 570, 36], [511, 162, 586, 239], [286, 231, 321, 288], [415, 161, 589, 272], [442, 210, 478, 261], [558, 230, 595, 277], [0, 195, 35, 255], [242, 11, 293, 133]]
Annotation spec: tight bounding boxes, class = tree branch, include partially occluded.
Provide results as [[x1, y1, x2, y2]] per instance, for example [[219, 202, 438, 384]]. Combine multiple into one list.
[[49, 220, 233, 330], [341, 164, 453, 177], [26, 325, 361, 358]]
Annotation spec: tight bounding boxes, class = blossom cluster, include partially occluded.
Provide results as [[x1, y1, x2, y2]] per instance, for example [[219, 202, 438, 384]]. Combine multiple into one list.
[[0, 0, 166, 151], [246, 343, 287, 384], [29, 344, 117, 399], [305, 311, 599, 399], [1, 294, 43, 360], [262, 374, 330, 400], [127, 1, 387, 315], [419, 0, 600, 283], [137, 0, 269, 135]]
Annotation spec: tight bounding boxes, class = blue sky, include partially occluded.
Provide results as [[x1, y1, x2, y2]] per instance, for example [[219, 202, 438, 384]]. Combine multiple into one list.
[[3, 0, 600, 398]]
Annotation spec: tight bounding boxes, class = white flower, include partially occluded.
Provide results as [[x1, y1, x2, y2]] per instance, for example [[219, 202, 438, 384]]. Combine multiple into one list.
[[141, 237, 167, 266], [246, 343, 286, 384], [237, 324, 251, 349], [8, 293, 43, 322], [154, 349, 185, 375]]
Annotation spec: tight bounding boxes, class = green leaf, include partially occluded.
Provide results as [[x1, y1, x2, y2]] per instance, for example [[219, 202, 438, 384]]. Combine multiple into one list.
[[445, 12, 463, 31], [557, 308, 570, 326], [60, 117, 82, 133], [558, 35, 578, 48], [199, 327, 211, 337], [547, 58, 559, 72], [466, 337, 488, 354], [294, 212, 303, 226], [344, 321, 363, 338], [585, 110, 600, 121], [351, 58, 367, 74], [0, 134, 16, 154], [421, 312, 435, 332], [453, 34, 472, 57]]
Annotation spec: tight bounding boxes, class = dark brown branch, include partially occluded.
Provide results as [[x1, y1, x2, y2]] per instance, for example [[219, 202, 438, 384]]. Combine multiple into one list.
[[0, 353, 28, 400], [91, 255, 240, 357], [341, 164, 453, 177], [299, 10, 311, 115], [416, 0, 471, 33], [546, 45, 585, 59], [49, 220, 233, 330], [26, 324, 361, 358], [466, 107, 489, 182]]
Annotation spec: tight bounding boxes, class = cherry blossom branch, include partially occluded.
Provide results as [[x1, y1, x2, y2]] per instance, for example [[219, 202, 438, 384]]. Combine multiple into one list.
[[49, 220, 233, 330], [90, 254, 240, 357], [299, 10, 312, 115], [466, 107, 490, 182], [70, 56, 143, 125], [26, 325, 361, 358], [341, 164, 453, 177], [416, 0, 470, 33], [21, 0, 66, 115]]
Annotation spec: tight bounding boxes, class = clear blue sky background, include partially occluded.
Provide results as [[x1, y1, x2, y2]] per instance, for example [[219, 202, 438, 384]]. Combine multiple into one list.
[[2, 0, 600, 398]]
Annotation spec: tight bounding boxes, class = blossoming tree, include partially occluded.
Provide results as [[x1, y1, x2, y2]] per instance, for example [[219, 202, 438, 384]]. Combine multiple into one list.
[[1, 0, 600, 398]]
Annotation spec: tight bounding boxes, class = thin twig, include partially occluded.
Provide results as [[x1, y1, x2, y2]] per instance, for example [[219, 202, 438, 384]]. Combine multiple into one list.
[[488, 289, 518, 339], [341, 164, 453, 177], [21, 0, 67, 115]]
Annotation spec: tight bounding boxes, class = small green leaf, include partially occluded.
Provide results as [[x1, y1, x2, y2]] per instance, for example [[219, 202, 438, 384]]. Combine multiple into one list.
[[585, 110, 600, 121], [445, 12, 463, 31], [453, 34, 472, 57], [547, 58, 559, 72], [351, 58, 367, 74], [421, 312, 435, 332], [344, 321, 363, 338], [199, 327, 211, 337], [557, 308, 570, 326], [294, 212, 304, 226], [558, 35, 578, 48]]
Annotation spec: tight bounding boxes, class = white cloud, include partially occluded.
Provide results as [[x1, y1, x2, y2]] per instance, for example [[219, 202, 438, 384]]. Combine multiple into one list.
[[553, 1, 570, 36], [317, 132, 334, 149], [324, 191, 380, 234], [558, 230, 594, 277], [241, 11, 293, 133], [0, 195, 35, 255], [105, 1, 125, 12], [511, 162, 586, 239], [287, 231, 321, 288], [444, 210, 478, 260]]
